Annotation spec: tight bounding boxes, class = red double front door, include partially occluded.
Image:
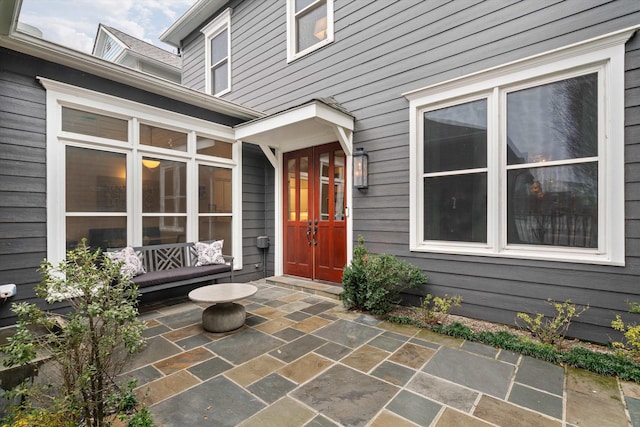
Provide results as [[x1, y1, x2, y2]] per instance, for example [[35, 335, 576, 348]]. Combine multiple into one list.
[[283, 142, 346, 283]]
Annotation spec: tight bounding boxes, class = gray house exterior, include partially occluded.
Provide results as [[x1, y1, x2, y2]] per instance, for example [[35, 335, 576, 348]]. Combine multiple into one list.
[[2, 0, 640, 343]]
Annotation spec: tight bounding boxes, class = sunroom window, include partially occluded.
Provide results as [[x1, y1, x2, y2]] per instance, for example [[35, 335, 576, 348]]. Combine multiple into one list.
[[43, 78, 241, 267], [406, 31, 628, 265], [287, 0, 334, 62]]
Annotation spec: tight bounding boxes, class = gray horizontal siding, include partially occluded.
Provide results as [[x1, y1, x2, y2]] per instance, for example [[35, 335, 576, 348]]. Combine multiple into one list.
[[0, 64, 47, 326], [0, 47, 258, 326], [181, 0, 640, 342], [237, 143, 272, 282]]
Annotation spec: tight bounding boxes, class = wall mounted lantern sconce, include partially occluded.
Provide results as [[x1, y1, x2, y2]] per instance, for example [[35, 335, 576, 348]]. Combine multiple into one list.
[[353, 148, 368, 190]]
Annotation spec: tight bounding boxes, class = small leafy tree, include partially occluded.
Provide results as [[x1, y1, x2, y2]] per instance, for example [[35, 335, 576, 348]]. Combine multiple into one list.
[[517, 299, 588, 347], [421, 294, 463, 325], [341, 237, 427, 315], [2, 240, 148, 426]]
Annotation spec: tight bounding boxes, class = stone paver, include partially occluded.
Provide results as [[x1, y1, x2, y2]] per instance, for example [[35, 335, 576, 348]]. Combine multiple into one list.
[[516, 356, 564, 396], [423, 346, 515, 398], [238, 397, 315, 427], [406, 372, 478, 412], [111, 280, 638, 426], [565, 367, 629, 427], [434, 408, 494, 427], [386, 390, 442, 426], [292, 364, 399, 427], [508, 383, 563, 419], [473, 395, 561, 427]]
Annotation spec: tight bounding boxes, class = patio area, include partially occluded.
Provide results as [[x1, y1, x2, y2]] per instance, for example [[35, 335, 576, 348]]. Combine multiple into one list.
[[114, 277, 640, 426]]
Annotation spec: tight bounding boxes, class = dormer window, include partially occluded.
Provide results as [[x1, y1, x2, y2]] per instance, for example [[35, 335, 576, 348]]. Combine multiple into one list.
[[287, 0, 334, 62], [202, 8, 231, 96]]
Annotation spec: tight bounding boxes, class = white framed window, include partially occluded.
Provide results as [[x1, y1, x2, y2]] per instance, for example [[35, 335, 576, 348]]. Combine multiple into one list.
[[286, 0, 334, 62], [201, 8, 232, 96], [41, 78, 242, 269], [405, 29, 633, 266]]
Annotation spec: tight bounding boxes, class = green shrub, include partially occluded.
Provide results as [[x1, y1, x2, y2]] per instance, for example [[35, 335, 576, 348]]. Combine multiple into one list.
[[340, 237, 369, 311], [341, 237, 427, 315], [1, 240, 149, 427], [516, 299, 588, 347], [611, 301, 640, 361], [421, 294, 462, 325]]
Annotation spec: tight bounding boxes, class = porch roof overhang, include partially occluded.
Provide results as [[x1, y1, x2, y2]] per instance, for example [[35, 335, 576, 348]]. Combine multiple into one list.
[[234, 99, 355, 165]]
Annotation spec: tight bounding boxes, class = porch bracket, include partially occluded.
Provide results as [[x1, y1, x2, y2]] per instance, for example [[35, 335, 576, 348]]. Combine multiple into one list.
[[334, 125, 353, 156], [258, 142, 278, 169]]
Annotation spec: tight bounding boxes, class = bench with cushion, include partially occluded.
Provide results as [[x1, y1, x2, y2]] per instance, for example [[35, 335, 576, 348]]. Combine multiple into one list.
[[107, 241, 233, 295]]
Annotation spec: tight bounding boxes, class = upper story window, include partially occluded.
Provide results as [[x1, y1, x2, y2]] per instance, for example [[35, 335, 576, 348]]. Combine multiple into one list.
[[287, 0, 334, 62], [404, 30, 631, 266], [202, 8, 231, 96]]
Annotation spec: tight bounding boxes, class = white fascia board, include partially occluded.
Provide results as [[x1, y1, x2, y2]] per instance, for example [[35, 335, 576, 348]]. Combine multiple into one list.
[[160, 0, 227, 47], [235, 100, 354, 145], [0, 31, 263, 121]]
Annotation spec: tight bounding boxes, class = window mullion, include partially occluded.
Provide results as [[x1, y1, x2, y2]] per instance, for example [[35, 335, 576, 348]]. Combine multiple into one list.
[[489, 87, 501, 253], [131, 118, 142, 246]]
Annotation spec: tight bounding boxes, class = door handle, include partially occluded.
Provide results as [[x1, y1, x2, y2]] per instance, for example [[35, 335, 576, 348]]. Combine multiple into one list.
[[306, 220, 313, 246], [313, 219, 319, 246]]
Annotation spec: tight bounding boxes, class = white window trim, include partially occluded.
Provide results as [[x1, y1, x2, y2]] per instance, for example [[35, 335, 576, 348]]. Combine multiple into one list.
[[201, 8, 232, 96], [286, 0, 334, 63], [404, 28, 635, 266], [40, 77, 243, 269]]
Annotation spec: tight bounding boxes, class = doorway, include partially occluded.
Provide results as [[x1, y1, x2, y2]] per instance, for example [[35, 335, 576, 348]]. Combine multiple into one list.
[[283, 142, 346, 283]]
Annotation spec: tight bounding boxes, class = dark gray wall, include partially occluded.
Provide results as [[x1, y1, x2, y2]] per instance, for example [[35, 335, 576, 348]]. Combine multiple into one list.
[[0, 47, 270, 325], [179, 0, 640, 343]]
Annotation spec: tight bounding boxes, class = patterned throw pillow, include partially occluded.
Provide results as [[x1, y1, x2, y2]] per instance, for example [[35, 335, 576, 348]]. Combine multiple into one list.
[[106, 247, 146, 277], [195, 240, 225, 266]]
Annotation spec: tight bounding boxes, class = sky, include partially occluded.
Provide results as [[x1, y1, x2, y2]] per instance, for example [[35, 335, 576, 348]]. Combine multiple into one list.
[[18, 0, 195, 54]]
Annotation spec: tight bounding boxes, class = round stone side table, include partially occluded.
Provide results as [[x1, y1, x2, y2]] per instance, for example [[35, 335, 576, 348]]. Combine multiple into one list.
[[188, 283, 258, 332]]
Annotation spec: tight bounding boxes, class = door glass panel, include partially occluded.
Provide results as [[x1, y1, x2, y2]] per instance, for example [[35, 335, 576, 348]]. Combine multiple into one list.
[[300, 156, 309, 221], [288, 159, 297, 221], [319, 152, 329, 221], [334, 150, 345, 220]]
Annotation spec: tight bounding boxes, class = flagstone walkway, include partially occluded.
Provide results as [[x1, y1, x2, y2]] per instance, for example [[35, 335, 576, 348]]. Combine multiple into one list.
[[122, 279, 640, 426]]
